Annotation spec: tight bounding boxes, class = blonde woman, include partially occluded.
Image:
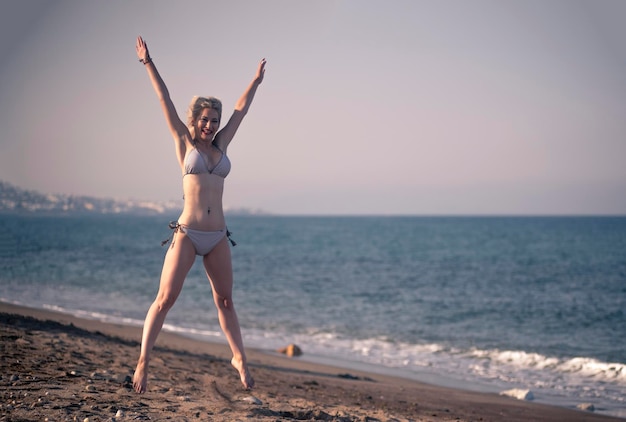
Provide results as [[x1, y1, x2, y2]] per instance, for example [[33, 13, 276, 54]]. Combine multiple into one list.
[[133, 35, 265, 393]]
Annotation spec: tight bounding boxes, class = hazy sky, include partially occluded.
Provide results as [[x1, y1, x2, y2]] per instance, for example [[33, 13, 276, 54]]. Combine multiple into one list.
[[1, 0, 625, 215]]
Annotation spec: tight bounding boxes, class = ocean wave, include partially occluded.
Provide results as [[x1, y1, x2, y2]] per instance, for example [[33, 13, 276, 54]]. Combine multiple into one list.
[[242, 327, 626, 388], [161, 323, 224, 340], [38, 304, 226, 341], [40, 304, 146, 328], [467, 348, 626, 383]]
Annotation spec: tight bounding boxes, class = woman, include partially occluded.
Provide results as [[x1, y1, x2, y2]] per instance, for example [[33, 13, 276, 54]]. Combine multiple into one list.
[[133, 35, 265, 393]]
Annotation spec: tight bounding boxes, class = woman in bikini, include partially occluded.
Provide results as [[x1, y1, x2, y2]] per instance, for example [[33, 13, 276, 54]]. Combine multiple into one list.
[[133, 35, 265, 393]]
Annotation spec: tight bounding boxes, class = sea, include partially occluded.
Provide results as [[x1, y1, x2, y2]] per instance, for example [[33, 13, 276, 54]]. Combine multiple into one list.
[[1, 214, 624, 418]]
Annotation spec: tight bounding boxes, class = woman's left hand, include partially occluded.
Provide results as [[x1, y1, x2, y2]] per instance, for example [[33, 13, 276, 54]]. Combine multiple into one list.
[[255, 58, 266, 84]]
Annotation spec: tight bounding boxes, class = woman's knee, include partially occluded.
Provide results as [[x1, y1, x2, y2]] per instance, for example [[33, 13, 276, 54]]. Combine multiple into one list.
[[214, 294, 234, 310], [154, 292, 177, 313]]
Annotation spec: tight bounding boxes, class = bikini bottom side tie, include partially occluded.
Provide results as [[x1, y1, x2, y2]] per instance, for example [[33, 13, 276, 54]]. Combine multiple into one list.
[[161, 221, 236, 255]]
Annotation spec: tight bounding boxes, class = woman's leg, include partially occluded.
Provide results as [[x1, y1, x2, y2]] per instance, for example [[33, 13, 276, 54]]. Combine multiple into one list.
[[133, 234, 196, 393], [203, 237, 254, 389]]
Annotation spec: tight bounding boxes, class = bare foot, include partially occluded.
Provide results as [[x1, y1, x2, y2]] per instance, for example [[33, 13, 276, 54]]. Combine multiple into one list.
[[231, 357, 254, 389], [133, 359, 148, 393]]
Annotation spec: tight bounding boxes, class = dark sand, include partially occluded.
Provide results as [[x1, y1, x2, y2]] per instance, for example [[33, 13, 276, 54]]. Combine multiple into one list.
[[1, 302, 621, 421]]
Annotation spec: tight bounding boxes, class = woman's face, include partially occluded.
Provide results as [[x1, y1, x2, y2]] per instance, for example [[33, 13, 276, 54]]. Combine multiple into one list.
[[195, 108, 220, 141]]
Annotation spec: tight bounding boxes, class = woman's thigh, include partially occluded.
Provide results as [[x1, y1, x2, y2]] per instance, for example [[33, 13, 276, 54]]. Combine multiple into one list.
[[157, 232, 196, 300], [202, 237, 234, 299]]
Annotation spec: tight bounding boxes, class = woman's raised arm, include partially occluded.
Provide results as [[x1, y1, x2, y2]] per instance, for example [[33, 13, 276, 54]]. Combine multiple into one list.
[[136, 37, 190, 162], [214, 58, 266, 150]]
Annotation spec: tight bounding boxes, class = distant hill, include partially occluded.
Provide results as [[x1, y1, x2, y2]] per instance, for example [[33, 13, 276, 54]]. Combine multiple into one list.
[[0, 181, 268, 216], [0, 181, 182, 215]]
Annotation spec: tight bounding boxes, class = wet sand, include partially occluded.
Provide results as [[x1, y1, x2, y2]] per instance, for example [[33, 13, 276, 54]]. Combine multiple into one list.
[[1, 302, 621, 421]]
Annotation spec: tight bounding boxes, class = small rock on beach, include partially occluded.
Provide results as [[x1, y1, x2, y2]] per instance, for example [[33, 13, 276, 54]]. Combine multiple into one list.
[[277, 343, 303, 357], [577, 403, 595, 412], [500, 388, 534, 401]]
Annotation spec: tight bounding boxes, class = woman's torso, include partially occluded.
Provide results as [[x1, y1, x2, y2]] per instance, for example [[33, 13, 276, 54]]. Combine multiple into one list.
[[178, 143, 231, 230]]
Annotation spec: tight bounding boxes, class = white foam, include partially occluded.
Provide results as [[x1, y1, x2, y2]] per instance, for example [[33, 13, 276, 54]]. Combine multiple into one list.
[[41, 304, 145, 328], [469, 349, 560, 369], [558, 357, 625, 380], [161, 323, 223, 340], [466, 348, 626, 384]]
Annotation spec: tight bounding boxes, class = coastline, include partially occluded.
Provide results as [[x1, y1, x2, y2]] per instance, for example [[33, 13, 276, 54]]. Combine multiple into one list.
[[1, 301, 622, 421]]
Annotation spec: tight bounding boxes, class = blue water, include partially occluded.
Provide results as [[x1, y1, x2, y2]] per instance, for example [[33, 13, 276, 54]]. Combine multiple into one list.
[[1, 214, 625, 417]]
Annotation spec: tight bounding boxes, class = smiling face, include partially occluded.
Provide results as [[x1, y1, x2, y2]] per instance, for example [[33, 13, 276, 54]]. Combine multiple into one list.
[[195, 108, 220, 142]]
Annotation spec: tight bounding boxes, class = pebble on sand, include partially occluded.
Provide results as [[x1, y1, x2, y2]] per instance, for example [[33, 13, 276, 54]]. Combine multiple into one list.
[[577, 403, 595, 412], [241, 396, 263, 405], [277, 343, 303, 357], [499, 388, 534, 401]]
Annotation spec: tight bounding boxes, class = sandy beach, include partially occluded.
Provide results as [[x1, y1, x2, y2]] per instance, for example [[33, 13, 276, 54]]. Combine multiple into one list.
[[1, 302, 621, 422]]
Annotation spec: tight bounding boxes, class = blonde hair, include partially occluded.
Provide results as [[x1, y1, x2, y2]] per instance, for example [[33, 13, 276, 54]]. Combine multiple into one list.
[[187, 96, 223, 127]]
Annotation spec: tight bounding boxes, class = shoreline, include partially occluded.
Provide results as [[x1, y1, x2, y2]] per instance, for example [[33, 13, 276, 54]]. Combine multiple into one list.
[[1, 301, 622, 421]]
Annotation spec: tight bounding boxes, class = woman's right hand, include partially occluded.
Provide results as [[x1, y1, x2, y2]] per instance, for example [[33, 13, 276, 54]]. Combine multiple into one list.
[[136, 36, 150, 62]]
